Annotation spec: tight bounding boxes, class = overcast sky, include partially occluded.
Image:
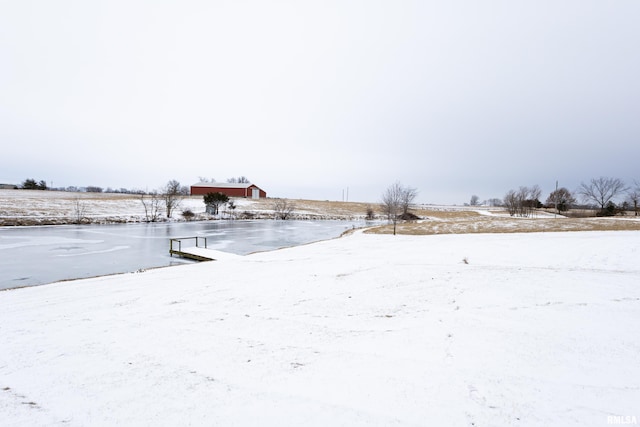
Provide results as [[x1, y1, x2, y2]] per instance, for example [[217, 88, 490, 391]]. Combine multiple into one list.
[[1, 1, 639, 204]]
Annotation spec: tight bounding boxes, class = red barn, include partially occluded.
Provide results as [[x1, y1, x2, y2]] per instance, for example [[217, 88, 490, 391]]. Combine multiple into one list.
[[190, 182, 267, 199]]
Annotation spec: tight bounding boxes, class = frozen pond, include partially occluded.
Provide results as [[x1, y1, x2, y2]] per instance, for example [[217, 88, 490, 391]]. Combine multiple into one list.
[[0, 220, 374, 290]]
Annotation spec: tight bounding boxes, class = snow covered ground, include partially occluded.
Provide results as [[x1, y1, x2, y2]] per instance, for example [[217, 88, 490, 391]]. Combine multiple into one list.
[[0, 190, 376, 225], [1, 230, 639, 426]]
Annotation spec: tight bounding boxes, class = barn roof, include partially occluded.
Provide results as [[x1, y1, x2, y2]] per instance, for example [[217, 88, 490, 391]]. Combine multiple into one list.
[[191, 182, 258, 189]]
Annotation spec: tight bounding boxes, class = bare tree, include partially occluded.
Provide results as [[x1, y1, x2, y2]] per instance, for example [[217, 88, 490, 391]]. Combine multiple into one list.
[[503, 186, 541, 217], [470, 195, 480, 206], [525, 185, 542, 217], [578, 177, 628, 212], [529, 185, 542, 206], [400, 186, 418, 217], [72, 198, 88, 224], [273, 198, 295, 220], [503, 189, 519, 216], [627, 180, 640, 216], [381, 182, 404, 235], [140, 192, 162, 222], [516, 186, 535, 217], [162, 180, 188, 218]]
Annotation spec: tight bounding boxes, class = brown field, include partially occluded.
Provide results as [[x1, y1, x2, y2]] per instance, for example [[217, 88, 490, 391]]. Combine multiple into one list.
[[1, 189, 639, 233], [365, 210, 640, 235]]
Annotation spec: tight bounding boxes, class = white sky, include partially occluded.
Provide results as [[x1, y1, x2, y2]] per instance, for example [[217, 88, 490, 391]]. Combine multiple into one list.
[[1, 1, 639, 204]]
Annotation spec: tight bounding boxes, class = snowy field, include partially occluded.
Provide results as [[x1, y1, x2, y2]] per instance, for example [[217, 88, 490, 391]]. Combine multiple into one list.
[[0, 189, 377, 225], [1, 230, 639, 426]]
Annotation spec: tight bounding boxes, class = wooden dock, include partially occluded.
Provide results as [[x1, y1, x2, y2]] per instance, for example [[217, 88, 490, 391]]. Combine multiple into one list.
[[169, 237, 213, 261], [169, 237, 240, 261]]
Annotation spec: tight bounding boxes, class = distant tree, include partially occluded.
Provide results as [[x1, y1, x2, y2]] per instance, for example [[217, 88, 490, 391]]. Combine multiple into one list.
[[546, 187, 576, 213], [366, 205, 375, 220], [503, 185, 541, 217], [22, 178, 38, 189], [227, 176, 250, 183], [516, 187, 529, 216], [198, 176, 216, 183], [487, 198, 502, 207], [578, 177, 628, 212], [86, 186, 103, 193], [529, 185, 542, 206], [204, 192, 229, 215], [22, 178, 47, 190], [400, 185, 418, 216], [503, 189, 519, 216], [521, 185, 542, 217], [597, 201, 623, 217], [227, 199, 237, 219], [162, 180, 188, 218], [470, 195, 480, 206], [627, 181, 640, 216], [273, 198, 295, 220]]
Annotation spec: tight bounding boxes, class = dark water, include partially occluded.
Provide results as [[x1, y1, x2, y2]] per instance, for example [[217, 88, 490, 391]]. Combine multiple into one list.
[[0, 220, 372, 290]]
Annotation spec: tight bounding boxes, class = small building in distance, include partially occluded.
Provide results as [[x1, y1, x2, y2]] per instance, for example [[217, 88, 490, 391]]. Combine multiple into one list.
[[190, 182, 267, 199]]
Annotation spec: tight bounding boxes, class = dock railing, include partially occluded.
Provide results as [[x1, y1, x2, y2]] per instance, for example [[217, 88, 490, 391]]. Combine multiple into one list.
[[169, 237, 209, 259]]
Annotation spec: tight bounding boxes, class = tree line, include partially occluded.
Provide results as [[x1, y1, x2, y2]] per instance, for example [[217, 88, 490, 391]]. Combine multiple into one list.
[[487, 177, 639, 217], [17, 175, 253, 194], [18, 178, 151, 194], [379, 176, 639, 236]]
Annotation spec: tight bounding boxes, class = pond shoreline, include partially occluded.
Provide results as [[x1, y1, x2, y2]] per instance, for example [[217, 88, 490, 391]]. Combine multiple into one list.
[[0, 219, 378, 290], [0, 213, 377, 227]]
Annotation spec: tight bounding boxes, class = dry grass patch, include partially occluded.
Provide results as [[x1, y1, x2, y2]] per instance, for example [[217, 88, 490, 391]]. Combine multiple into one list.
[[280, 199, 377, 216], [237, 197, 386, 218], [366, 216, 640, 235]]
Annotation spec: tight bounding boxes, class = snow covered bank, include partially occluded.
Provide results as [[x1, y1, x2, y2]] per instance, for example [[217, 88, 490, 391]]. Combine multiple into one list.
[[1, 231, 639, 426]]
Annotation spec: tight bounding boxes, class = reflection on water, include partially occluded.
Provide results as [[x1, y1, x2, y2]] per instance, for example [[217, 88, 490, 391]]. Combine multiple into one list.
[[0, 220, 373, 290]]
